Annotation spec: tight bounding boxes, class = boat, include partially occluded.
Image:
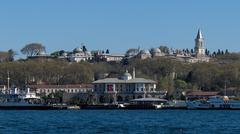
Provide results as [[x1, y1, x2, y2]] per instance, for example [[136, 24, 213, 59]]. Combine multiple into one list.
[[186, 99, 212, 109], [120, 98, 168, 109], [187, 96, 240, 110], [0, 87, 60, 110], [0, 73, 62, 110], [164, 100, 187, 109], [79, 104, 119, 109]]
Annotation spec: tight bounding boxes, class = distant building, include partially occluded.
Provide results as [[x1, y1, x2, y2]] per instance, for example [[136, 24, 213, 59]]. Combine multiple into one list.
[[27, 52, 55, 61], [91, 50, 124, 62], [101, 54, 125, 62], [0, 85, 6, 93], [29, 84, 93, 95], [136, 49, 152, 59], [93, 69, 165, 104], [151, 48, 165, 57], [125, 48, 140, 58], [195, 29, 205, 57], [186, 91, 220, 100], [69, 47, 92, 62], [173, 29, 210, 63]]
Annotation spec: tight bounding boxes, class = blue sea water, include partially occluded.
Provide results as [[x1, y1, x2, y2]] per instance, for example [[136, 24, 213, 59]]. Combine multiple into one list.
[[0, 110, 240, 134]]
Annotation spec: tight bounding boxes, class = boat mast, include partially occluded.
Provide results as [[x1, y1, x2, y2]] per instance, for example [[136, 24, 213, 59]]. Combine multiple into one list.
[[7, 71, 10, 94]]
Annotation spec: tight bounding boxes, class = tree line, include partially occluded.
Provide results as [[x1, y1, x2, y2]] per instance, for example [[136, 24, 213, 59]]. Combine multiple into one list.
[[0, 53, 239, 97]]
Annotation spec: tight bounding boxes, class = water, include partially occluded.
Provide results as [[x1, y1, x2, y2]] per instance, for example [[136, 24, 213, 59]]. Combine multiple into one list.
[[0, 110, 240, 134]]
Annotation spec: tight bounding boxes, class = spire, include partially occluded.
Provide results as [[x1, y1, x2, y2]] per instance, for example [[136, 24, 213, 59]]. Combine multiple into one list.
[[132, 67, 135, 79], [196, 29, 203, 39]]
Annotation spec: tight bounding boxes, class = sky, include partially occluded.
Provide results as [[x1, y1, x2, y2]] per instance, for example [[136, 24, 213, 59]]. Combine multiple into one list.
[[0, 0, 240, 58]]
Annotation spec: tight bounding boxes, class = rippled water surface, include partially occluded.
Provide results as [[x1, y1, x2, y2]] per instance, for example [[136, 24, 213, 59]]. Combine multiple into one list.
[[0, 110, 240, 134]]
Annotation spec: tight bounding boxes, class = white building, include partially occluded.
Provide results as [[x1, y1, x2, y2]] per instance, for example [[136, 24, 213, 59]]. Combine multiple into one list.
[[137, 50, 152, 59], [93, 69, 164, 104], [195, 29, 205, 57], [173, 29, 210, 63], [101, 54, 125, 62], [29, 84, 93, 95], [151, 48, 165, 57], [69, 47, 92, 62]]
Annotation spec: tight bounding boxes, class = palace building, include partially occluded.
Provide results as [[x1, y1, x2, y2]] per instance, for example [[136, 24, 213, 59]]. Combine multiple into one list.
[[93, 69, 166, 104]]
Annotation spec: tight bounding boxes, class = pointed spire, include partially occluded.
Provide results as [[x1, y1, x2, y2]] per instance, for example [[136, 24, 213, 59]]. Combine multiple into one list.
[[196, 29, 203, 39]]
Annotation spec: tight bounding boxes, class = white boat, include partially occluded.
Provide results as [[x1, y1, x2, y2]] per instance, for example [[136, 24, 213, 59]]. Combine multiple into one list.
[[0, 87, 54, 109], [168, 100, 187, 108], [187, 100, 211, 109]]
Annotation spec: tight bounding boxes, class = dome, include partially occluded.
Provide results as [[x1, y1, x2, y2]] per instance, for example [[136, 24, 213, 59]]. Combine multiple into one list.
[[38, 51, 46, 55], [73, 47, 83, 53], [140, 49, 151, 55], [123, 71, 132, 77], [62, 52, 68, 56], [126, 48, 139, 57], [121, 70, 132, 80], [153, 48, 161, 53]]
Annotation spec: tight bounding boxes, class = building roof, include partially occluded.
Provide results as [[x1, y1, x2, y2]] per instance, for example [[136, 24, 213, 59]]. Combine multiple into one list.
[[93, 77, 156, 84], [130, 97, 167, 102], [186, 91, 220, 96], [196, 29, 203, 39], [140, 49, 151, 55], [28, 84, 93, 89]]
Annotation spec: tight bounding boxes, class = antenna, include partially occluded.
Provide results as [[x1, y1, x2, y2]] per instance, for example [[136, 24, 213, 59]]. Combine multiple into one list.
[[7, 71, 10, 93]]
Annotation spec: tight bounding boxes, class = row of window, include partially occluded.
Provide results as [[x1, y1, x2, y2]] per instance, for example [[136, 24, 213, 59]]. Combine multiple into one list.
[[94, 88, 155, 92], [37, 88, 91, 94]]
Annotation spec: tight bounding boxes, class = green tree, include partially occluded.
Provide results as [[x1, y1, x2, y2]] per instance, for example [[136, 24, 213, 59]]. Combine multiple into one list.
[[159, 46, 169, 54], [7, 49, 16, 61], [21, 43, 46, 57], [174, 79, 187, 89]]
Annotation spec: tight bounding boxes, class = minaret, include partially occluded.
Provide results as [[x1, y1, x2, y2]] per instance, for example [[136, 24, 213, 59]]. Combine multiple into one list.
[[132, 67, 136, 79], [195, 29, 205, 57]]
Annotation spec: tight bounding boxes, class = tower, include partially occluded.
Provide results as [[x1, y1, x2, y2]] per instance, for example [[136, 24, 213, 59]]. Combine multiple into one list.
[[194, 29, 205, 57]]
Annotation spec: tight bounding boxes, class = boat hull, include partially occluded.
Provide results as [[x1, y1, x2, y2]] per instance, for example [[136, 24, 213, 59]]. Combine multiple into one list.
[[0, 105, 60, 110]]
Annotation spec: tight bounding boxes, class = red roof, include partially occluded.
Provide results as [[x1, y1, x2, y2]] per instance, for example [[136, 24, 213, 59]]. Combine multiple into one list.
[[187, 91, 220, 96]]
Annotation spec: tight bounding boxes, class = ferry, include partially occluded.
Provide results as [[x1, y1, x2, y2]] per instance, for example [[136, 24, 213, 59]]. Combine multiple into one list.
[[187, 96, 240, 110], [0, 87, 58, 110], [0, 73, 65, 110]]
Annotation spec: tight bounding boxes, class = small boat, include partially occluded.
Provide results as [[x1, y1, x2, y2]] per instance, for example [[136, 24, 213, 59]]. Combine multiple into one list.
[[120, 98, 168, 109]]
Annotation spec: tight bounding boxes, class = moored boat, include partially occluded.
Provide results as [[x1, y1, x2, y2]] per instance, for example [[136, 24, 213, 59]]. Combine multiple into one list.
[[186, 96, 240, 110], [0, 87, 62, 110]]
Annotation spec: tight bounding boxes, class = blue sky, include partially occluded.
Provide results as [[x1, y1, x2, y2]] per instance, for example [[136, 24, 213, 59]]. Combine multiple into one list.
[[0, 0, 240, 57]]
